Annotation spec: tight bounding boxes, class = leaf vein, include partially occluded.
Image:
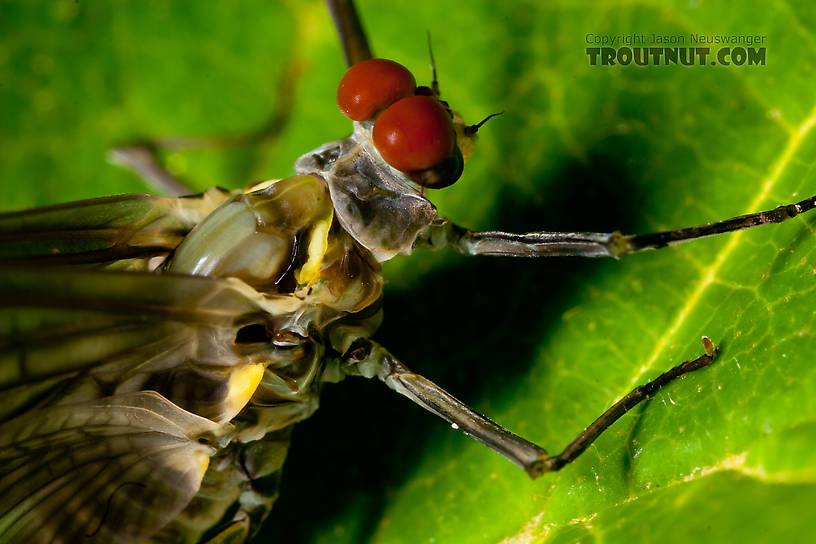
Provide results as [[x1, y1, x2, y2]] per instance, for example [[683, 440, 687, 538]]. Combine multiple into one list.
[[626, 102, 816, 390]]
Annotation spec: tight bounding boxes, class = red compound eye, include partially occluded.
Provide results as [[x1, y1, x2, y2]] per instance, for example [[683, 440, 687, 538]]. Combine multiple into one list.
[[337, 59, 416, 121], [373, 95, 456, 172]]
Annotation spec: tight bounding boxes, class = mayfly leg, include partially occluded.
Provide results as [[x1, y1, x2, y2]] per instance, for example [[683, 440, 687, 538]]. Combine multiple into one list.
[[342, 337, 718, 478], [326, 0, 373, 66], [108, 59, 302, 196], [432, 193, 816, 258], [108, 145, 192, 197], [111, 0, 371, 197]]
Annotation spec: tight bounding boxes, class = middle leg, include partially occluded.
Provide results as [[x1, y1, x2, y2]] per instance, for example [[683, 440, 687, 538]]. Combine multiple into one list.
[[340, 337, 717, 478]]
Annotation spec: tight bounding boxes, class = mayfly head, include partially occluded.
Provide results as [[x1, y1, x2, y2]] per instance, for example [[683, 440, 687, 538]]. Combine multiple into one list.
[[336, 57, 491, 189]]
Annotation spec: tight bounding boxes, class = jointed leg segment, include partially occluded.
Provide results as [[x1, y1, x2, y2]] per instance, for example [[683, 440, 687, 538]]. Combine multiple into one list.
[[343, 337, 718, 479], [445, 194, 816, 258]]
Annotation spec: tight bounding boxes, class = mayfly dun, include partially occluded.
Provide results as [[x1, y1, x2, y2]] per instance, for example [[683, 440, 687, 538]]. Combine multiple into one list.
[[1, 1, 815, 543]]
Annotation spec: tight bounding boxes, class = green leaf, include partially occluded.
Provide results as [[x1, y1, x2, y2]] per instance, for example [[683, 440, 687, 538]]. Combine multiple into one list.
[[2, 1, 815, 544]]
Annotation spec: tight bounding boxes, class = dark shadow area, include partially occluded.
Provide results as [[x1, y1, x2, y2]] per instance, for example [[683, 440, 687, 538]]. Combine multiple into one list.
[[257, 149, 649, 543]]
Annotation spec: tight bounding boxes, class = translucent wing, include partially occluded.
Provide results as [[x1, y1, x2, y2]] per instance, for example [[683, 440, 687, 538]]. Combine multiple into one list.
[[0, 265, 272, 420], [0, 183, 356, 541], [0, 265, 274, 542], [0, 390, 229, 544], [0, 188, 230, 268]]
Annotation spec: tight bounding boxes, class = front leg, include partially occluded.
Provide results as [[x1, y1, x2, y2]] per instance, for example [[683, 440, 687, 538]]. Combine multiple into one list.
[[421, 192, 816, 258]]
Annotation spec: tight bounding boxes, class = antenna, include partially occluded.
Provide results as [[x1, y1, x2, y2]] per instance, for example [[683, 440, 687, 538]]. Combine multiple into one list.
[[464, 111, 505, 136], [426, 30, 440, 96]]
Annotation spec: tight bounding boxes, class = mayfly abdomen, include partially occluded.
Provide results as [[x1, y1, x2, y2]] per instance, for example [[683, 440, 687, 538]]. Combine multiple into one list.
[[149, 428, 293, 543]]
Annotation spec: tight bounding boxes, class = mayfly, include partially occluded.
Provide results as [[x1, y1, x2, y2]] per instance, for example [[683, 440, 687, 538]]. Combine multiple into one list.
[[0, 2, 814, 543]]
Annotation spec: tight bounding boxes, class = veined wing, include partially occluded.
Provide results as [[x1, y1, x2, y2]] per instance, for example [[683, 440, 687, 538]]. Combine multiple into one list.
[[0, 188, 231, 269], [0, 266, 273, 420], [0, 390, 230, 544], [0, 266, 275, 543]]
